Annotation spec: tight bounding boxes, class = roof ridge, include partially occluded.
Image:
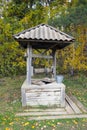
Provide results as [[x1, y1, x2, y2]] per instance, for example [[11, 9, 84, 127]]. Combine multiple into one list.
[[46, 24, 75, 39], [13, 23, 46, 36], [14, 23, 74, 39]]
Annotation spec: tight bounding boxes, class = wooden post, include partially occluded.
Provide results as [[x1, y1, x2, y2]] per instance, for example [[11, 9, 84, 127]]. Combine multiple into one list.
[[52, 49, 56, 79], [27, 43, 32, 85]]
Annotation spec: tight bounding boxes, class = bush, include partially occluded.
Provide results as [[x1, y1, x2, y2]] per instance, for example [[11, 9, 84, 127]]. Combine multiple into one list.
[[0, 42, 26, 77]]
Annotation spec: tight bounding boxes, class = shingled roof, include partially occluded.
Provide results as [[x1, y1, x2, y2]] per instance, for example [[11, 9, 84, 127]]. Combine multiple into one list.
[[13, 23, 75, 49]]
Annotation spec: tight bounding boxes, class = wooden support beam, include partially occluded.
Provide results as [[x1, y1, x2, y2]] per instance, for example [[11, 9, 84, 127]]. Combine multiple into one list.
[[41, 43, 59, 55], [27, 44, 32, 85], [52, 49, 56, 79]]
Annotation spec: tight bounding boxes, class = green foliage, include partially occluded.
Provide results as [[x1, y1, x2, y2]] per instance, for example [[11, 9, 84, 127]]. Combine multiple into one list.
[[0, 0, 87, 77], [0, 42, 26, 77], [48, 0, 87, 74], [49, 4, 87, 29], [0, 19, 4, 44], [3, 1, 29, 19]]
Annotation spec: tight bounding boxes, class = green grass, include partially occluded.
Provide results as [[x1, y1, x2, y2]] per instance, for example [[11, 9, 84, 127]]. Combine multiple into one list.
[[0, 115, 87, 130], [0, 74, 87, 130], [64, 74, 87, 108]]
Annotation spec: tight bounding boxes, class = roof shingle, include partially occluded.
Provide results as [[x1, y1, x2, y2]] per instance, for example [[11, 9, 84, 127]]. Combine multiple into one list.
[[13, 23, 75, 49]]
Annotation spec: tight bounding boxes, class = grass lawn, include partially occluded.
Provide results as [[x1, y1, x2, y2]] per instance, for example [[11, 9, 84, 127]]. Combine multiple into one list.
[[0, 74, 87, 130]]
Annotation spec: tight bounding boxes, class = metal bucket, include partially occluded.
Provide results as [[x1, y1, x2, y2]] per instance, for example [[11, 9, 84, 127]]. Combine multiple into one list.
[[56, 75, 64, 83]]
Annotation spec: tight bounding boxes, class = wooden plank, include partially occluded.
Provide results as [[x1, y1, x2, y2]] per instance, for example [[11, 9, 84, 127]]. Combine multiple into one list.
[[69, 95, 87, 113], [34, 68, 52, 73], [16, 111, 67, 116], [27, 114, 87, 121], [24, 108, 65, 112], [26, 101, 61, 105], [26, 96, 61, 100], [65, 100, 75, 114], [65, 94, 82, 114], [32, 54, 53, 59], [25, 89, 61, 93]]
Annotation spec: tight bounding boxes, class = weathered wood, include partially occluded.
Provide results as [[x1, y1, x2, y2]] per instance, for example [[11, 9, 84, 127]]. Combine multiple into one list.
[[16, 111, 67, 116], [16, 93, 87, 120], [25, 89, 61, 93], [65, 94, 82, 114], [69, 95, 87, 113], [65, 100, 74, 114], [34, 68, 52, 74], [21, 81, 65, 107], [27, 114, 87, 121], [27, 44, 32, 85], [52, 50, 56, 79], [32, 78, 55, 85], [24, 108, 65, 112], [32, 54, 53, 59], [61, 84, 65, 107]]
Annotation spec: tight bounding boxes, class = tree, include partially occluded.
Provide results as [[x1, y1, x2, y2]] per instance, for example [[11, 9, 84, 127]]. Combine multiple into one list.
[[48, 0, 87, 74], [1, 0, 87, 77], [0, 42, 26, 77]]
